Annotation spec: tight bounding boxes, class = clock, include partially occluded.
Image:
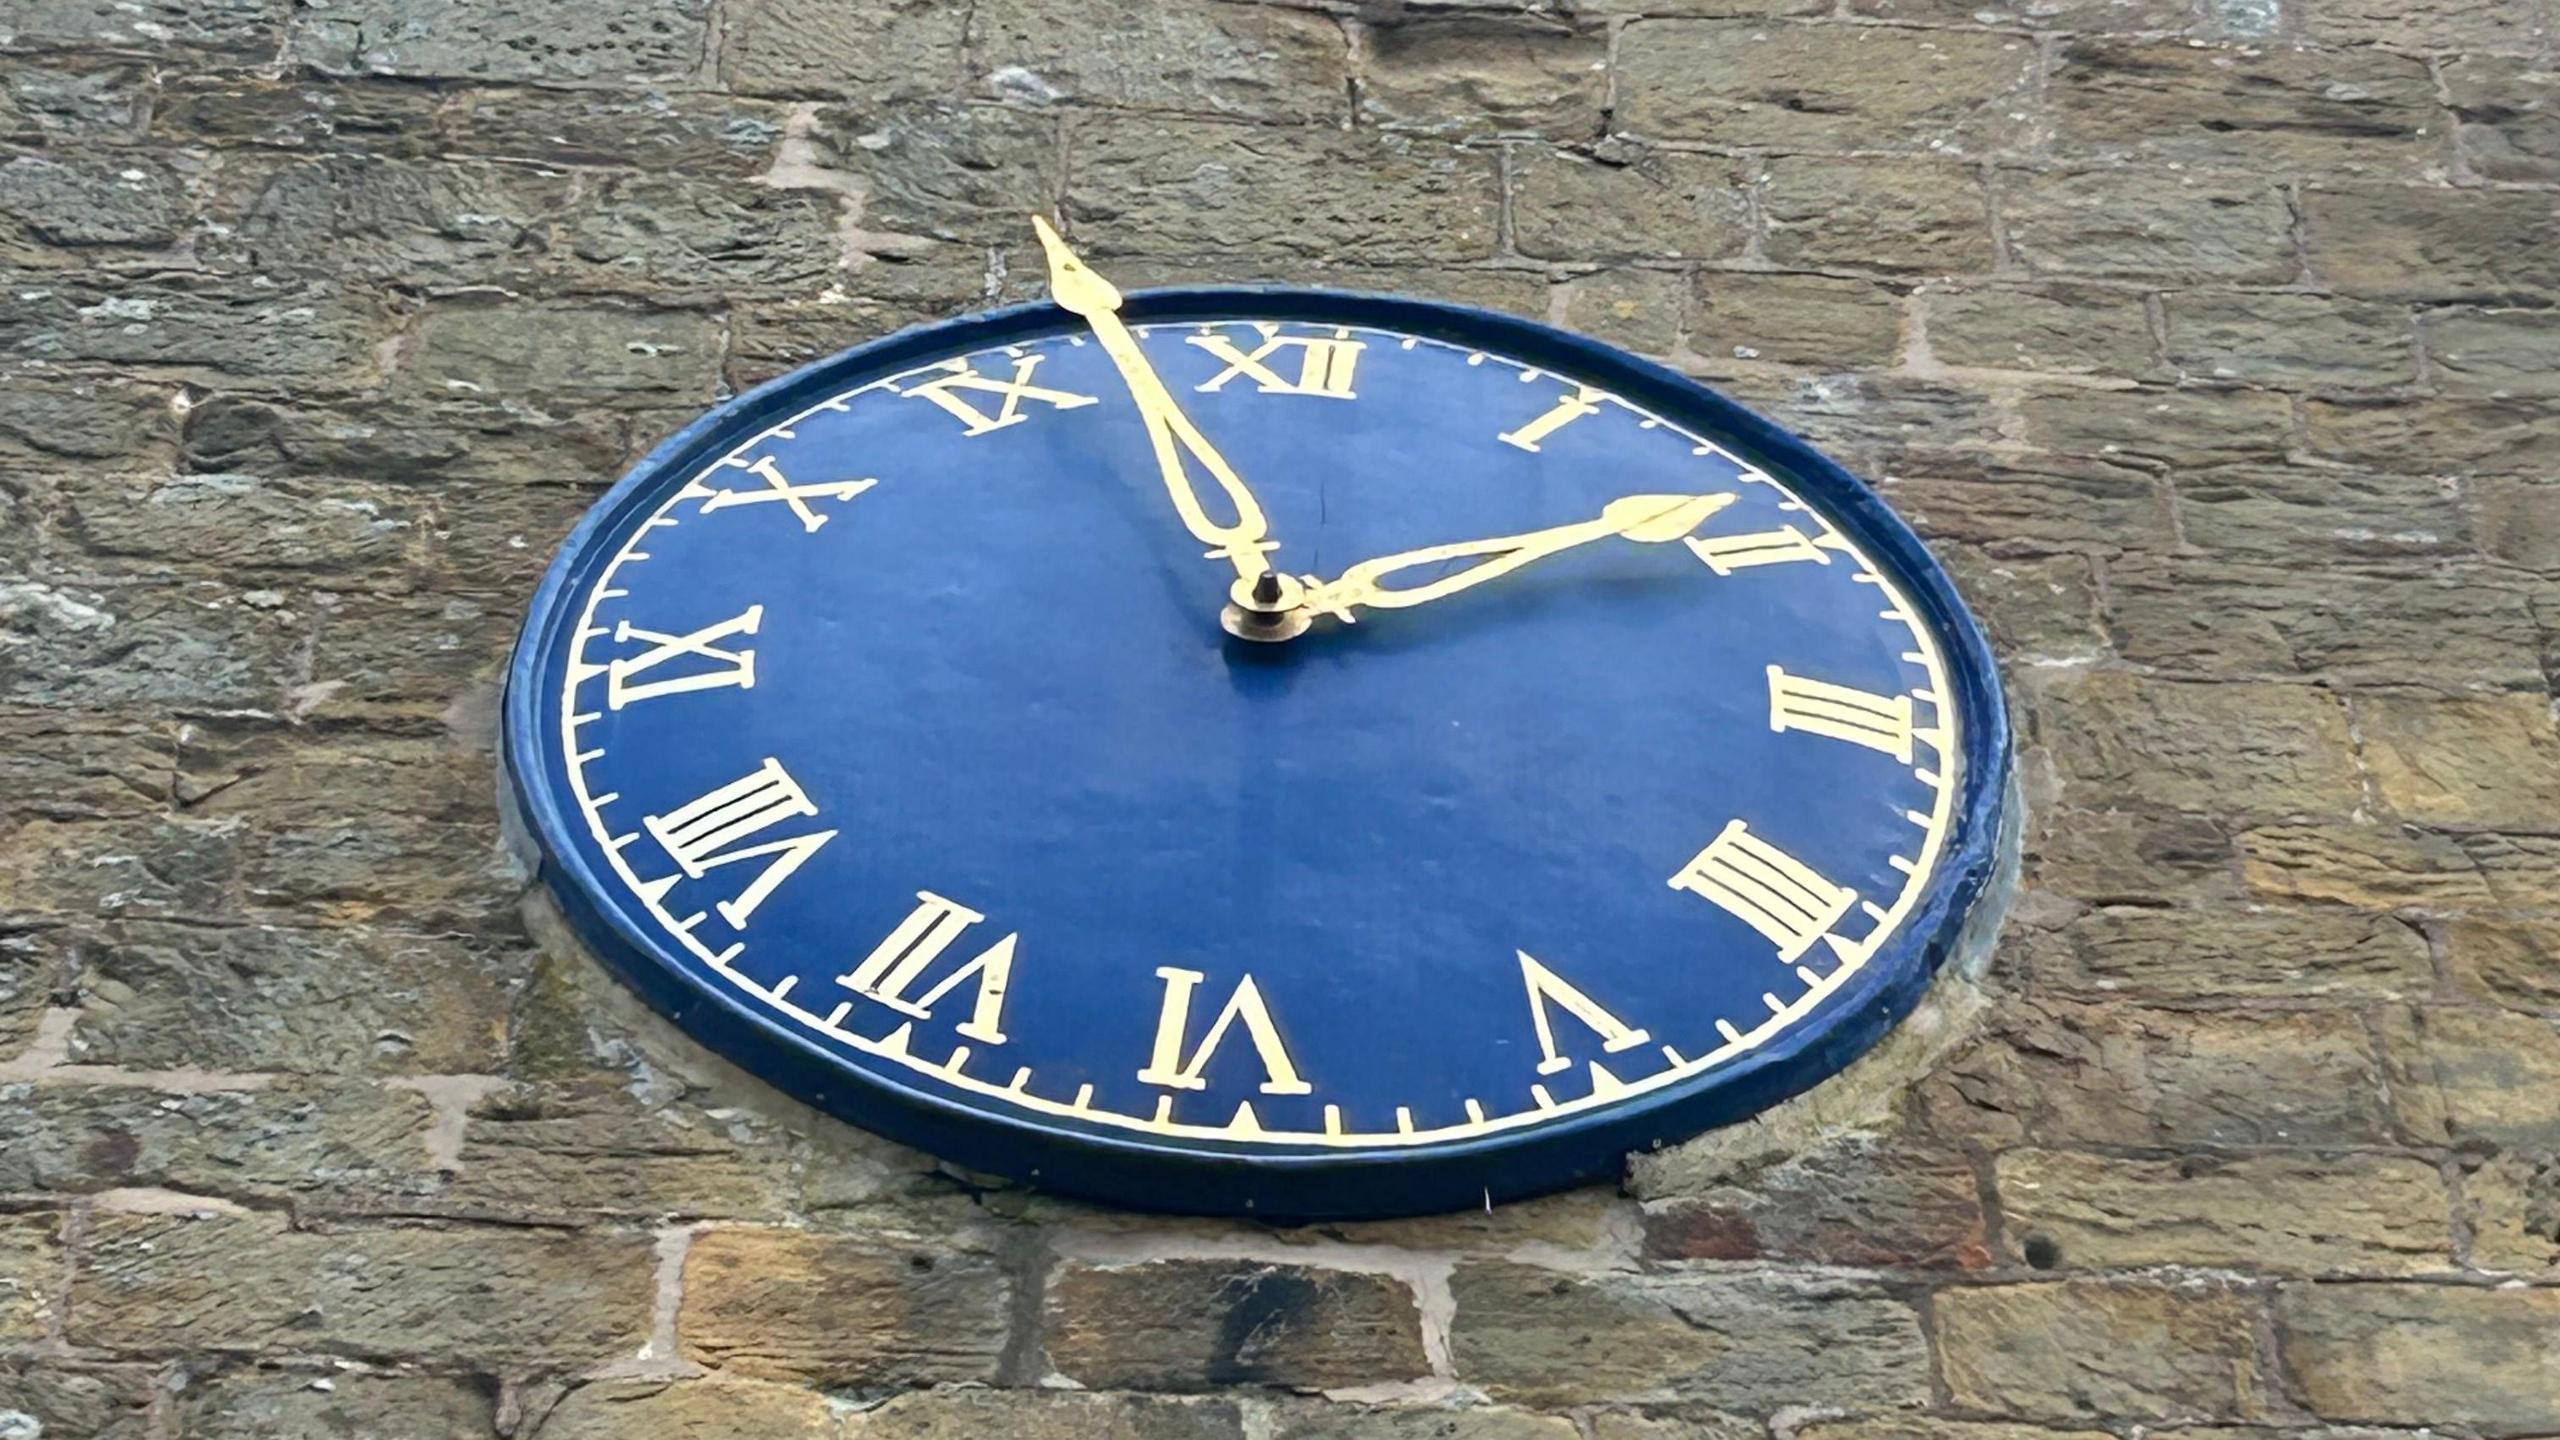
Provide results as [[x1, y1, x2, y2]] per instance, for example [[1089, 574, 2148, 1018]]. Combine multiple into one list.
[[501, 221, 2010, 1220]]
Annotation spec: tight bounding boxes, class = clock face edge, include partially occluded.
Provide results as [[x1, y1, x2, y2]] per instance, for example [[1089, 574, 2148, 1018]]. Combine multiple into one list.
[[496, 286, 2016, 1222]]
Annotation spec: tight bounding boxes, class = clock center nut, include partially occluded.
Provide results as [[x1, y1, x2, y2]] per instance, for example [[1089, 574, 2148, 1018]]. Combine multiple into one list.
[[1222, 571, 1314, 643]]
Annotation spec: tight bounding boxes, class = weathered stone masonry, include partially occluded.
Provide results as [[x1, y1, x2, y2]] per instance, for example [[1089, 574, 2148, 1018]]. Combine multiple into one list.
[[1, 0, 2557, 1434]]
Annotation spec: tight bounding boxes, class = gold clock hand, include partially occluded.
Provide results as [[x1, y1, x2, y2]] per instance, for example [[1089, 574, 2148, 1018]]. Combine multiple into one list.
[[1032, 217, 1305, 635], [1299, 493, 1735, 624]]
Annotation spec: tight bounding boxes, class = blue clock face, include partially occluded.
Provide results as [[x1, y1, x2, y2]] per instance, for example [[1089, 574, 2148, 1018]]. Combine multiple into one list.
[[504, 286, 2007, 1220]]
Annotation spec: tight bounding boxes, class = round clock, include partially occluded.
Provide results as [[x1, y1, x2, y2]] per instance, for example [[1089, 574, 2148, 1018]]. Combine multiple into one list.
[[502, 222, 2010, 1220]]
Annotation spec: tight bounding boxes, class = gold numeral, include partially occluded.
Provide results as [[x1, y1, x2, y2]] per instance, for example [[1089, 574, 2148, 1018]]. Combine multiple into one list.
[[1685, 524, 1833, 575], [1767, 665, 1917, 763], [1137, 967, 1312, 1095], [1669, 819, 1856, 963], [837, 890, 1015, 1044], [1499, 385, 1603, 452], [904, 354, 1099, 436], [606, 605, 761, 710], [701, 456, 875, 534], [639, 757, 837, 929], [1189, 326, 1362, 398], [1518, 951, 1649, 1076]]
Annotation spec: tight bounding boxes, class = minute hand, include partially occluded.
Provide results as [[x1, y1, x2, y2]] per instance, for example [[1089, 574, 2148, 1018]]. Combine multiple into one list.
[[1302, 493, 1734, 622], [1032, 217, 1273, 583]]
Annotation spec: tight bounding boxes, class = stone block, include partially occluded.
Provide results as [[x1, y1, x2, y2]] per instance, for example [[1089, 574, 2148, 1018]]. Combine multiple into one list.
[[2161, 291, 2413, 386], [2304, 392, 2560, 471], [1921, 1001, 2395, 1149], [0, 1081, 438, 1206], [287, 0, 710, 83], [182, 392, 640, 489], [0, 1213, 59, 1343], [436, 87, 789, 173], [400, 300, 722, 404], [0, 376, 179, 469], [2175, 467, 2467, 565], [536, 1378, 839, 1439], [2036, 673, 2362, 819], [970, 0, 1347, 123], [1938, 549, 2104, 660], [2023, 810, 2242, 907], [860, 1390, 1246, 1439], [722, 0, 966, 100], [1617, 20, 2035, 152], [1447, 1263, 1930, 1409], [2049, 41, 2440, 171], [0, 581, 302, 713], [1634, 1131, 1991, 1268], [202, 155, 568, 288], [1851, 0, 2191, 24], [0, 150, 190, 257], [1695, 272, 1904, 367], [1923, 284, 2157, 376], [71, 1212, 654, 1366], [2448, 55, 2560, 183], [1070, 121, 1499, 263], [2461, 1150, 2560, 1275], [2380, 1005, 2560, 1148], [2444, 918, 2560, 1013], [2303, 0, 2552, 50], [68, 918, 516, 1076], [678, 1227, 1010, 1386], [149, 74, 442, 153], [1555, 268, 1690, 357], [179, 1372, 496, 1439], [2014, 386, 2291, 471], [805, 102, 1060, 249], [2429, 307, 2560, 395], [2030, 904, 2429, 1004], [2305, 187, 2560, 299], [1045, 1258, 1428, 1391], [1878, 455, 2172, 554], [1761, 157, 1996, 274], [557, 173, 844, 294], [0, 1362, 155, 1440], [2236, 823, 2516, 910], [0, 0, 282, 57], [0, 61, 150, 142], [1937, 1281, 2268, 1421], [2356, 694, 2560, 829], [2105, 558, 2545, 693], [1512, 148, 1749, 263], [2004, 171, 2294, 283], [0, 278, 398, 387], [0, 709, 174, 823], [432, 1083, 801, 1223], [2476, 476, 2560, 572], [1997, 1150, 2452, 1273], [2276, 1282, 2560, 1430], [1354, 14, 1607, 137]]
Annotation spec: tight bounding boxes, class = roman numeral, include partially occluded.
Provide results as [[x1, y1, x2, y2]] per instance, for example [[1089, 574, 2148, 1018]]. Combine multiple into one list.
[[1685, 524, 1834, 575], [1189, 326, 1362, 398], [700, 456, 875, 533], [1518, 951, 1649, 1076], [1137, 968, 1312, 1095], [1767, 665, 1918, 763], [1669, 819, 1857, 963], [639, 757, 837, 929], [903, 354, 1098, 436], [837, 891, 1016, 1044], [1499, 384, 1603, 452], [606, 605, 761, 710]]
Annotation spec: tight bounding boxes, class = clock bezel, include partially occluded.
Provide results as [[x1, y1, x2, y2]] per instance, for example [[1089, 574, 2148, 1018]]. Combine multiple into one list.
[[501, 285, 2013, 1221]]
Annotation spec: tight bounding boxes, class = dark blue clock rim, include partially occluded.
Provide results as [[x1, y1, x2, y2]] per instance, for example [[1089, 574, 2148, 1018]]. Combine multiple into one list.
[[500, 285, 2013, 1222]]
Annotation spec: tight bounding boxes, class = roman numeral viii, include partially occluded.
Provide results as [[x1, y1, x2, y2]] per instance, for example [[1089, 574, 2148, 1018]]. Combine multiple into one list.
[[639, 757, 836, 930]]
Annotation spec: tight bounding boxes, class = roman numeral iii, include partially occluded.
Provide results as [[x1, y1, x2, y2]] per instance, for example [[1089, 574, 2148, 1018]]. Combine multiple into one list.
[[837, 891, 1016, 1044], [639, 757, 837, 929], [1189, 327, 1362, 398], [1685, 524, 1834, 575], [1137, 968, 1312, 1095], [1766, 665, 1918, 763], [1669, 819, 1857, 963], [606, 605, 761, 710]]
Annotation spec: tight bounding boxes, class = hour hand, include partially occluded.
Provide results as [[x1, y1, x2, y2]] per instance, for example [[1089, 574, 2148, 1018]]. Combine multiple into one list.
[[1298, 493, 1735, 624]]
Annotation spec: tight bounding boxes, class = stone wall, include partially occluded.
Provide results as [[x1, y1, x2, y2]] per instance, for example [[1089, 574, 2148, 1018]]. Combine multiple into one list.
[[3, 0, 2558, 1434]]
